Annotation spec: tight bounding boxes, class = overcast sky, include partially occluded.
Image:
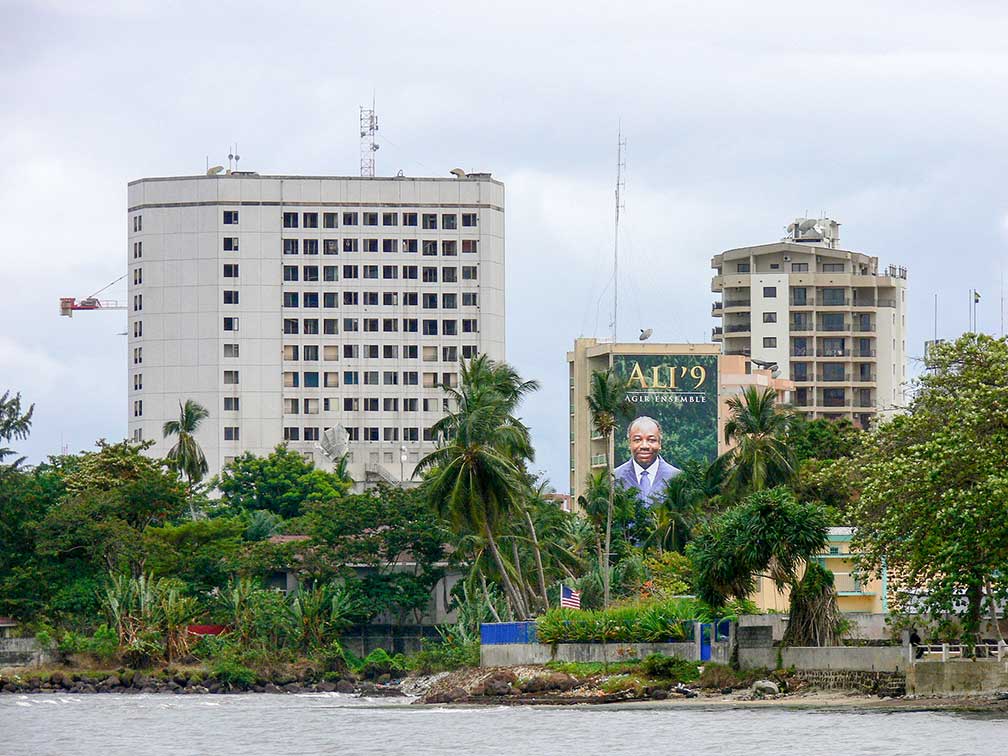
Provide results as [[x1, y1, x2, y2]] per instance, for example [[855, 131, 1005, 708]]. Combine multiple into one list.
[[3, 0, 1008, 488]]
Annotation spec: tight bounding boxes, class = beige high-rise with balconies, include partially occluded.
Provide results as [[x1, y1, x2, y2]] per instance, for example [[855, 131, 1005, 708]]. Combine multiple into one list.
[[710, 218, 907, 428]]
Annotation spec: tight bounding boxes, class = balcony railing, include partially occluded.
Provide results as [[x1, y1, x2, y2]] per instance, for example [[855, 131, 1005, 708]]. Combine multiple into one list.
[[878, 298, 897, 308], [724, 299, 751, 308], [817, 373, 850, 383], [790, 348, 811, 357], [712, 326, 723, 336], [726, 347, 752, 357], [725, 324, 752, 333], [816, 348, 851, 357], [819, 397, 851, 408], [819, 297, 850, 307], [590, 454, 606, 467], [791, 373, 811, 383], [852, 298, 877, 308], [853, 374, 876, 383], [853, 323, 876, 332], [854, 349, 877, 357], [853, 397, 875, 408], [712, 301, 723, 311], [789, 297, 815, 307], [818, 322, 851, 332], [790, 321, 813, 331], [833, 573, 871, 595]]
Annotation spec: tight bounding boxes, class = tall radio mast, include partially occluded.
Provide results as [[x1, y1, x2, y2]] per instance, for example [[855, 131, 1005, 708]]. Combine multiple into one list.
[[612, 129, 626, 342], [360, 99, 379, 177]]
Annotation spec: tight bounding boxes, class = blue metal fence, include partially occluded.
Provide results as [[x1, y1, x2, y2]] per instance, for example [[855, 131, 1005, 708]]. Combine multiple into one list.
[[480, 621, 538, 645]]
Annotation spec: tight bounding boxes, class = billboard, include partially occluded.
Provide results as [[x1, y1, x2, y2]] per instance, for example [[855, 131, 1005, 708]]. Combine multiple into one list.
[[611, 353, 719, 505]]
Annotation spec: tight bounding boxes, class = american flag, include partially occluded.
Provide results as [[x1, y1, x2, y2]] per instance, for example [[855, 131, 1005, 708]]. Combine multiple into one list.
[[560, 585, 581, 609]]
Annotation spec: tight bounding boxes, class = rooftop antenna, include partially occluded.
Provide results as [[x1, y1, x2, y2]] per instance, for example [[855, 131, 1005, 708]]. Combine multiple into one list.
[[226, 144, 240, 174], [612, 126, 626, 342], [360, 98, 379, 177]]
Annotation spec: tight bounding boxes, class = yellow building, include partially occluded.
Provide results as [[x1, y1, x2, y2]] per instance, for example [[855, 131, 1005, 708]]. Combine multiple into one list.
[[750, 527, 887, 614]]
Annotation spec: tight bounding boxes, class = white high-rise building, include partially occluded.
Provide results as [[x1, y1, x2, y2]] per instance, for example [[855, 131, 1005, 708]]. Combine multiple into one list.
[[127, 172, 504, 485], [710, 218, 907, 429]]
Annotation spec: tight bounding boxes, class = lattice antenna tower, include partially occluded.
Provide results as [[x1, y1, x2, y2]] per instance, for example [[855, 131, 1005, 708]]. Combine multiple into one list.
[[360, 100, 379, 177], [612, 128, 626, 342]]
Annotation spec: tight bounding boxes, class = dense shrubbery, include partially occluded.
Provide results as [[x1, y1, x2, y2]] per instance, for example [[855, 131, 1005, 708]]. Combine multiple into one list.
[[536, 599, 702, 644], [640, 653, 700, 682]]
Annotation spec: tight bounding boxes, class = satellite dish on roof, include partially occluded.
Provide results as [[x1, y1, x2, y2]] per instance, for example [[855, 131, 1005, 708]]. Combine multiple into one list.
[[318, 425, 349, 461], [798, 218, 818, 232], [450, 168, 466, 178], [639, 328, 652, 341], [207, 166, 225, 175]]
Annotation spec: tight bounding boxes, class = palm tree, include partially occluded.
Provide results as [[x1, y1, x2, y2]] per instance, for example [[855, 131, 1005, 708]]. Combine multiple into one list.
[[585, 368, 631, 607], [721, 386, 795, 497], [418, 357, 539, 619], [163, 399, 210, 513]]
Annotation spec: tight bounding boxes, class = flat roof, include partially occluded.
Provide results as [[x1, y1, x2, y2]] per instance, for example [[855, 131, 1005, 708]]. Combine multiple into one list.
[[129, 173, 502, 187]]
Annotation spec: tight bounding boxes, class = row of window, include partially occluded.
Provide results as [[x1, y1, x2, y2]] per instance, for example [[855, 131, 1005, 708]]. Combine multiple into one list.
[[285, 264, 478, 281], [735, 262, 844, 273], [277, 238, 479, 255], [283, 396, 452, 414], [283, 344, 471, 361], [279, 211, 477, 229], [284, 426, 435, 442], [280, 291, 477, 308], [278, 317, 479, 335], [281, 370, 459, 388]]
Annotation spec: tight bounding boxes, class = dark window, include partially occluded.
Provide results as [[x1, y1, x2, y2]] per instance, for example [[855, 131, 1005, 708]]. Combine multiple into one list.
[[323, 212, 338, 229], [283, 212, 299, 229], [303, 212, 318, 228], [763, 286, 777, 298]]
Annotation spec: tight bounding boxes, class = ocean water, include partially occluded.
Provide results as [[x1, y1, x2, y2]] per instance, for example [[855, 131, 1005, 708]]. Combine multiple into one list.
[[1, 693, 1004, 756]]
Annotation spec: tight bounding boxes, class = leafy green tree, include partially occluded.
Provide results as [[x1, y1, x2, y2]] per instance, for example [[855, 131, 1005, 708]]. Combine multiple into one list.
[[787, 414, 861, 464], [586, 368, 632, 607], [143, 517, 245, 596], [217, 445, 349, 519], [36, 441, 186, 577], [0, 390, 34, 467], [689, 487, 838, 645], [419, 357, 538, 619], [721, 386, 795, 497], [850, 333, 1008, 643], [647, 457, 727, 554], [162, 399, 210, 503]]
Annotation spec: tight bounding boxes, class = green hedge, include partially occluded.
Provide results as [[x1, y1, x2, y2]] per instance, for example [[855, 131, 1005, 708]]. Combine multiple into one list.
[[535, 599, 706, 644]]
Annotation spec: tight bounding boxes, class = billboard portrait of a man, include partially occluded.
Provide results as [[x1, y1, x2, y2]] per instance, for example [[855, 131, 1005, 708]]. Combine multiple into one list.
[[613, 415, 681, 505]]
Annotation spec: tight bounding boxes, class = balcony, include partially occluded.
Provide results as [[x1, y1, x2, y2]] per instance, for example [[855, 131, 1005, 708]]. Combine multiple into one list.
[[853, 322, 876, 332], [816, 348, 850, 358], [817, 373, 850, 383], [712, 326, 723, 341], [878, 298, 897, 308], [851, 297, 877, 308], [854, 348, 877, 357], [853, 396, 875, 408], [725, 323, 752, 334], [818, 297, 850, 307], [724, 298, 751, 309], [819, 397, 851, 408], [712, 301, 723, 316], [790, 372, 812, 383], [818, 321, 850, 332], [833, 573, 873, 595], [853, 373, 876, 383], [789, 297, 815, 307], [790, 320, 813, 332], [790, 347, 811, 357], [590, 454, 606, 468], [725, 347, 752, 357]]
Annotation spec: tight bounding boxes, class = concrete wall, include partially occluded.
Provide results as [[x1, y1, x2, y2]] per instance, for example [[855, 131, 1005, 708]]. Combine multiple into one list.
[[0, 638, 49, 668], [908, 660, 1008, 696], [738, 645, 908, 673], [738, 613, 893, 641], [480, 641, 728, 667]]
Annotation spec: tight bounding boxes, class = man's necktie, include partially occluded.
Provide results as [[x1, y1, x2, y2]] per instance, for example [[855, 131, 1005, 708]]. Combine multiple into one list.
[[639, 469, 651, 497]]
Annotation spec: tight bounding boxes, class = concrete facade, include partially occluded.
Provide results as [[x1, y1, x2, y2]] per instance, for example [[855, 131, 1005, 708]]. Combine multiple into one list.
[[480, 640, 727, 667], [738, 645, 908, 673], [907, 660, 1008, 696], [126, 173, 504, 485], [711, 218, 908, 429]]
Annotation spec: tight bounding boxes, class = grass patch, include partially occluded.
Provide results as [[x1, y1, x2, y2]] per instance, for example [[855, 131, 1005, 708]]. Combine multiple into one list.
[[697, 663, 767, 690], [600, 674, 646, 695], [640, 653, 700, 683]]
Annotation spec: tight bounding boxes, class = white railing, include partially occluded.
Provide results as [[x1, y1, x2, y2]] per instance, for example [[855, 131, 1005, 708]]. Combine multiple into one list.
[[910, 641, 1007, 664]]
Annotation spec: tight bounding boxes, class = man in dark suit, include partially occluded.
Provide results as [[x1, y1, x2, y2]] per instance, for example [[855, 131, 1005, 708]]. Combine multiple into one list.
[[614, 416, 681, 505]]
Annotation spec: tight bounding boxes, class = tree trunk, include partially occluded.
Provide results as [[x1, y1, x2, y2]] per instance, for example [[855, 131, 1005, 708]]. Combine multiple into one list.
[[484, 522, 527, 619], [511, 539, 536, 613], [966, 580, 983, 654], [524, 508, 550, 607], [985, 578, 1005, 644], [479, 572, 502, 623], [603, 440, 614, 608]]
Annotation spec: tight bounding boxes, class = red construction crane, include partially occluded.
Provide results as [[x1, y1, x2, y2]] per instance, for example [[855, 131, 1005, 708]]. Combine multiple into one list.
[[59, 275, 127, 317]]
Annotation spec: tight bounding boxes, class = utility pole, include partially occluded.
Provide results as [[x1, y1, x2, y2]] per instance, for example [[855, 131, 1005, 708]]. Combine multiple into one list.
[[612, 129, 626, 343]]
